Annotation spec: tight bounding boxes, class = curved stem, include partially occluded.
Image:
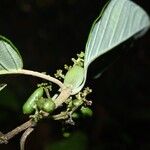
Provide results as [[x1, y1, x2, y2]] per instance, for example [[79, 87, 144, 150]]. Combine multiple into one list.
[[0, 69, 64, 88], [20, 128, 34, 150]]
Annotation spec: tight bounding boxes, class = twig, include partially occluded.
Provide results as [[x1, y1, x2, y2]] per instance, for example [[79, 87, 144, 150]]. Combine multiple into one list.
[[20, 128, 34, 150], [52, 112, 68, 120], [0, 119, 36, 144], [0, 69, 64, 89]]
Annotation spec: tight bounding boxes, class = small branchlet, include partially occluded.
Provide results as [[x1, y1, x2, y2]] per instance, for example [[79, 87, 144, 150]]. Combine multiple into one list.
[[52, 86, 93, 126]]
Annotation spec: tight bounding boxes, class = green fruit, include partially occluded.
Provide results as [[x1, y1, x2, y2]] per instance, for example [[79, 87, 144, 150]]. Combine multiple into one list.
[[63, 132, 70, 138], [72, 112, 79, 119], [36, 97, 45, 110], [80, 106, 93, 117], [36, 97, 55, 113], [64, 65, 84, 89], [42, 98, 55, 113], [23, 87, 44, 114]]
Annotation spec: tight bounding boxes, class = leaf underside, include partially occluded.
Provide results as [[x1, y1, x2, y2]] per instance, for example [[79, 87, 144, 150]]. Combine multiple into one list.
[[0, 0, 149, 95], [0, 36, 23, 71], [74, 0, 150, 94], [84, 0, 150, 68]]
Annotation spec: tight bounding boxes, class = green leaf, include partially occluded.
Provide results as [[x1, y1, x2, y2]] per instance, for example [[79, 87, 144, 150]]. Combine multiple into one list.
[[0, 36, 23, 71], [84, 0, 150, 68], [74, 0, 150, 94]]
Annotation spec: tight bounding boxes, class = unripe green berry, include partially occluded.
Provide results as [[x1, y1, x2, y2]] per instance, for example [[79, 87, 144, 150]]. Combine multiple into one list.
[[72, 112, 79, 119], [42, 98, 55, 113], [23, 87, 44, 114], [36, 97, 45, 110], [80, 106, 93, 117], [63, 132, 70, 138]]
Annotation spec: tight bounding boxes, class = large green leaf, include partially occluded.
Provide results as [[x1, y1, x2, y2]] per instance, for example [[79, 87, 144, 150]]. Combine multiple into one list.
[[84, 0, 150, 68], [73, 0, 150, 94], [0, 36, 23, 71]]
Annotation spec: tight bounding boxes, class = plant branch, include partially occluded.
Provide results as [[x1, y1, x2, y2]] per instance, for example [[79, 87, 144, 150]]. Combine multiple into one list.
[[0, 119, 36, 144], [0, 69, 64, 88], [55, 87, 72, 108], [0, 86, 72, 144]]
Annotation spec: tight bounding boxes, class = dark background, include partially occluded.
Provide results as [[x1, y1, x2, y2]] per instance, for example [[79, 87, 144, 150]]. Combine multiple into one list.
[[0, 0, 150, 150]]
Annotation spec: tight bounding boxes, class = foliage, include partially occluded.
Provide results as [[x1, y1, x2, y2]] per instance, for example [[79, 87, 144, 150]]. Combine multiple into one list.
[[0, 0, 149, 150]]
